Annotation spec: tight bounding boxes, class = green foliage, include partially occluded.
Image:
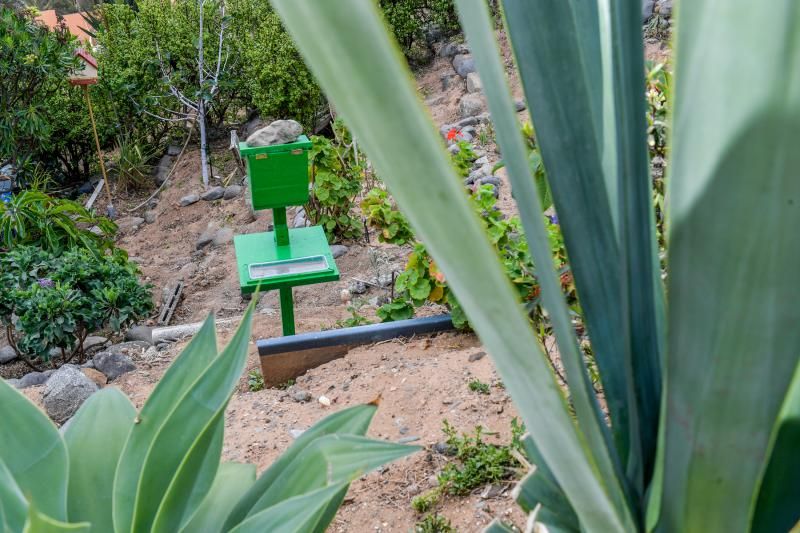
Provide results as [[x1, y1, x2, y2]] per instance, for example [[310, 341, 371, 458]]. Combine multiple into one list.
[[449, 138, 477, 177], [384, 187, 572, 328], [411, 490, 441, 514], [275, 378, 295, 390], [0, 190, 117, 254], [0, 7, 82, 184], [646, 62, 671, 160], [378, 0, 459, 62], [247, 370, 265, 392], [336, 302, 373, 328], [415, 513, 455, 533], [113, 132, 156, 191], [468, 379, 490, 394], [361, 188, 414, 245], [0, 309, 418, 531], [437, 420, 524, 496], [0, 246, 152, 367], [376, 298, 415, 322], [306, 120, 364, 242]]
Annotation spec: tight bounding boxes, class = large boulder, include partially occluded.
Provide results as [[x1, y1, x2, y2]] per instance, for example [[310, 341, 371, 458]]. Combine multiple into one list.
[[93, 351, 136, 381], [201, 186, 225, 201], [43, 365, 99, 424], [116, 216, 144, 235], [15, 370, 54, 389], [180, 194, 200, 207], [452, 54, 476, 78], [245, 120, 303, 148], [125, 325, 153, 344], [459, 93, 487, 119]]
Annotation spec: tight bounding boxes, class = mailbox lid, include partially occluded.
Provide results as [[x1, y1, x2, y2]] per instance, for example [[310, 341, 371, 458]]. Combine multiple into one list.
[[238, 135, 312, 157]]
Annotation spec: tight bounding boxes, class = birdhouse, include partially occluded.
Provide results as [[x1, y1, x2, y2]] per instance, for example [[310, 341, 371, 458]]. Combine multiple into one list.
[[69, 49, 98, 86]]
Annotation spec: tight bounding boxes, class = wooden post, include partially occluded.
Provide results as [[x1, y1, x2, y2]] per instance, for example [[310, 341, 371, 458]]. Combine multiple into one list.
[[83, 85, 114, 213]]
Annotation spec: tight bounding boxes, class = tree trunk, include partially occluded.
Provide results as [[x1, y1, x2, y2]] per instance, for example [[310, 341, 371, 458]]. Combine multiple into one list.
[[198, 99, 209, 188]]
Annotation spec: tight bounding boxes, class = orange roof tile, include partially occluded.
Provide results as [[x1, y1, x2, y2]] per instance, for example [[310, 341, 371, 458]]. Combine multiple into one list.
[[35, 9, 93, 44]]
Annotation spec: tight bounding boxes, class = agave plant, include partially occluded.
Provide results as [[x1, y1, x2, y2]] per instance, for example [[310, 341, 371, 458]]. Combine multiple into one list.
[[0, 305, 417, 532], [270, 0, 800, 531]]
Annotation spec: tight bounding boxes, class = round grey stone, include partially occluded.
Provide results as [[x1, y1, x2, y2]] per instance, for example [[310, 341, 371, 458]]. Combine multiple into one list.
[[43, 365, 99, 425]]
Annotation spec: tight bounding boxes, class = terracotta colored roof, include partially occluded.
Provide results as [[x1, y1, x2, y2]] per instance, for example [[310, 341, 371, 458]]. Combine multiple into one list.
[[35, 10, 93, 43]]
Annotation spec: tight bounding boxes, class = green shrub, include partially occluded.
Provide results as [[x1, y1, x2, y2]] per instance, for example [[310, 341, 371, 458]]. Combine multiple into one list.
[[0, 190, 117, 254], [379, 0, 460, 62], [247, 370, 265, 392], [468, 379, 490, 394], [415, 513, 455, 533], [0, 246, 153, 367], [0, 308, 418, 532], [306, 120, 364, 242], [361, 188, 415, 245]]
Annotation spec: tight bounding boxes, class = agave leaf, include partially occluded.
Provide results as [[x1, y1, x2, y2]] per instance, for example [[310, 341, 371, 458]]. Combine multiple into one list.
[[151, 412, 225, 532], [22, 505, 89, 533], [63, 388, 136, 531], [662, 0, 800, 529], [113, 315, 219, 531], [223, 403, 378, 528], [0, 458, 28, 532], [483, 519, 516, 533], [502, 0, 664, 487], [128, 306, 253, 532], [228, 483, 348, 533], [750, 363, 800, 532], [0, 379, 68, 521], [243, 434, 417, 514], [454, 0, 629, 513], [180, 462, 256, 533], [270, 0, 633, 530]]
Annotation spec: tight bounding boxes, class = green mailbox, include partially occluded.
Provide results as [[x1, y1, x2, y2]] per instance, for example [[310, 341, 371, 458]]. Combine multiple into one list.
[[234, 134, 339, 336], [238, 135, 312, 210]]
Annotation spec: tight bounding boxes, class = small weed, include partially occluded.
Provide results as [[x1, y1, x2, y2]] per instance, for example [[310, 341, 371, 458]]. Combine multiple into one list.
[[336, 303, 373, 328], [449, 138, 478, 177], [275, 378, 295, 390], [468, 379, 490, 395], [437, 420, 525, 496], [247, 370, 265, 392], [414, 513, 455, 533], [411, 488, 442, 514]]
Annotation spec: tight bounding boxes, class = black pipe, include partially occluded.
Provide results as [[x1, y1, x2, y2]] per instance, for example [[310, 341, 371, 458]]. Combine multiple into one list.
[[257, 314, 455, 356]]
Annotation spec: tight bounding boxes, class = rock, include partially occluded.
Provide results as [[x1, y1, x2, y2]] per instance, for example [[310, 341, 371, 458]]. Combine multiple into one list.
[[43, 365, 99, 424], [116, 216, 144, 235], [461, 125, 477, 138], [425, 94, 446, 107], [455, 116, 481, 129], [180, 194, 200, 207], [440, 72, 460, 91], [196, 227, 217, 250], [143, 210, 157, 224], [642, 0, 656, 20], [330, 245, 348, 259], [241, 115, 266, 139], [155, 154, 173, 185], [349, 280, 368, 295], [82, 368, 107, 387], [473, 155, 489, 167], [0, 345, 17, 364], [289, 428, 306, 439], [125, 325, 153, 344], [212, 227, 234, 246], [658, 0, 672, 17], [466, 72, 483, 93], [293, 208, 308, 228], [245, 120, 303, 148], [93, 351, 136, 381], [433, 442, 456, 456], [16, 371, 50, 389], [457, 130, 474, 143], [452, 54, 476, 78], [440, 41, 469, 58], [166, 144, 182, 156], [83, 336, 108, 352], [480, 484, 506, 499], [467, 164, 492, 184], [447, 143, 462, 155], [179, 262, 198, 280], [106, 341, 151, 356], [292, 389, 312, 403], [459, 93, 487, 118], [478, 176, 502, 187], [468, 351, 486, 362], [81, 359, 95, 369], [223, 185, 242, 200], [515, 99, 527, 112], [5, 378, 20, 388], [201, 186, 225, 201]]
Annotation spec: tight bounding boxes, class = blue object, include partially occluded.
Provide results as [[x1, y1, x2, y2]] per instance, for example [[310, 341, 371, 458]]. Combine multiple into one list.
[[0, 192, 12, 205]]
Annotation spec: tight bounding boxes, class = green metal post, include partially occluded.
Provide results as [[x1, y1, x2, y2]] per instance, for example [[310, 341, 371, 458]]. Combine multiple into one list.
[[279, 286, 295, 336], [273, 207, 290, 246]]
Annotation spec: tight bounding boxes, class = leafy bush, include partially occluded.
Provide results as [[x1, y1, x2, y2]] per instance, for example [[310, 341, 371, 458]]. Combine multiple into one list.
[[415, 513, 455, 533], [0, 190, 117, 254], [0, 246, 152, 368], [306, 120, 364, 242], [447, 136, 478, 177], [0, 308, 417, 531], [378, 0, 460, 62], [361, 188, 415, 245]]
